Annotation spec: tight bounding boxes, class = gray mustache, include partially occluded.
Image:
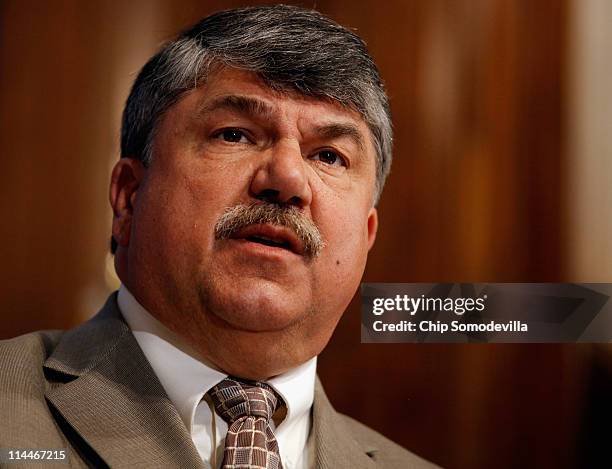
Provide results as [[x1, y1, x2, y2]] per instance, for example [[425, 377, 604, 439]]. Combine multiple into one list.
[[214, 203, 324, 259]]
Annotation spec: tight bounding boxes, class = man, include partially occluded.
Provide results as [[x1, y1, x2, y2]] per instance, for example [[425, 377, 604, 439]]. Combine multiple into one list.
[[0, 5, 436, 469]]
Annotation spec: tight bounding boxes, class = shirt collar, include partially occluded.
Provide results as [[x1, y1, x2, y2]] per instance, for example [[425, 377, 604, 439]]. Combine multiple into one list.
[[117, 285, 316, 433]]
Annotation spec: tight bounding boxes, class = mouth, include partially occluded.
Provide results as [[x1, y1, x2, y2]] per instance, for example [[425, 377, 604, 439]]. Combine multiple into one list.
[[229, 224, 304, 256], [245, 235, 291, 250]]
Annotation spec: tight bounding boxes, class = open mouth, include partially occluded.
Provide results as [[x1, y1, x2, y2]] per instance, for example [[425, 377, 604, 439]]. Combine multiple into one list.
[[245, 235, 292, 250], [229, 224, 304, 256]]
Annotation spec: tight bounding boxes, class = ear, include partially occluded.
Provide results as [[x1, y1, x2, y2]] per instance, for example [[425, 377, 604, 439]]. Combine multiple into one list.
[[366, 207, 378, 251], [109, 158, 146, 249]]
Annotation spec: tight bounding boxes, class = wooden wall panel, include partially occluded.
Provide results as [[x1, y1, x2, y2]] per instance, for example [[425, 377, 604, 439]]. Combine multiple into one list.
[[0, 0, 114, 336]]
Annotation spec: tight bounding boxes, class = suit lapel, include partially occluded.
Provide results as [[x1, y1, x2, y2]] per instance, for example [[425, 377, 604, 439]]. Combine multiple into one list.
[[44, 294, 204, 469], [312, 377, 377, 469]]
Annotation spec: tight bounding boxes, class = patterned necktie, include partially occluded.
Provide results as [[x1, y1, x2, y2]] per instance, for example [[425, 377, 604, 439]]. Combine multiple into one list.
[[207, 377, 284, 469]]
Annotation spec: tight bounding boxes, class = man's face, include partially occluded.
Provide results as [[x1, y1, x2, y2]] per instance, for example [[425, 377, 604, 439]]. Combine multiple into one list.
[[112, 67, 378, 379]]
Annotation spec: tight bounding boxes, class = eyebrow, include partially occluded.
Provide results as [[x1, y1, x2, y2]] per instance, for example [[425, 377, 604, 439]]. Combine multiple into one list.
[[314, 123, 366, 153], [197, 94, 367, 152], [197, 95, 275, 120]]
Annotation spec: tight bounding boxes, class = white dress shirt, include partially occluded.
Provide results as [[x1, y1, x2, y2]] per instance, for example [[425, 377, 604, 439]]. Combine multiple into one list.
[[118, 286, 315, 469]]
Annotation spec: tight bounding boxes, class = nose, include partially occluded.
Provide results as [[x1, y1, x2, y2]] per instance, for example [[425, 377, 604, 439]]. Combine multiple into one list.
[[250, 139, 312, 208]]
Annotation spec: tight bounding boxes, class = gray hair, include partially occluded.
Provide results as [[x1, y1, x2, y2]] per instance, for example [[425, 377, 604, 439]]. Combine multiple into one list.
[[121, 5, 392, 198]]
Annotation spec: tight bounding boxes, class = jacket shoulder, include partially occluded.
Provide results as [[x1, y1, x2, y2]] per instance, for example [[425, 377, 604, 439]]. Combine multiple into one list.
[[0, 330, 65, 445], [0, 330, 64, 383], [0, 331, 64, 372], [339, 413, 441, 468]]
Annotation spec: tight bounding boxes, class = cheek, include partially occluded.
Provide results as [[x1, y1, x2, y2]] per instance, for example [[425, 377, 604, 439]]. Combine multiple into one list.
[[131, 173, 218, 264], [313, 205, 371, 310], [328, 219, 369, 277]]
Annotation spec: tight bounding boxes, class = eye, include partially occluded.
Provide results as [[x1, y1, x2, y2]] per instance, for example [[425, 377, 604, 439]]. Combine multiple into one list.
[[310, 150, 346, 168], [214, 128, 250, 143]]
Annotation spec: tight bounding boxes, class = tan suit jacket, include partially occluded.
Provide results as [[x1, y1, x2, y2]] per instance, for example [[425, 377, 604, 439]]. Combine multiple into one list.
[[0, 294, 437, 468]]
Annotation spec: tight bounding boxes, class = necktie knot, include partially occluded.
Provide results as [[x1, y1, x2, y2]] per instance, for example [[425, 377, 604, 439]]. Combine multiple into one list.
[[207, 377, 280, 424], [207, 377, 284, 469]]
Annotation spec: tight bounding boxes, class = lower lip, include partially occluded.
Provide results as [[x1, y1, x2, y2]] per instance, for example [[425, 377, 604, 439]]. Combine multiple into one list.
[[226, 238, 301, 259]]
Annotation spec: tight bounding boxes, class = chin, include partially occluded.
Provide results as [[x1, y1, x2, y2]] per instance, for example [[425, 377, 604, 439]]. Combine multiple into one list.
[[203, 278, 311, 333]]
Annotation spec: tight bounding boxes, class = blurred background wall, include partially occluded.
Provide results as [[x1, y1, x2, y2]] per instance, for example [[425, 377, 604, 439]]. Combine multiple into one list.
[[1, 1, 610, 468]]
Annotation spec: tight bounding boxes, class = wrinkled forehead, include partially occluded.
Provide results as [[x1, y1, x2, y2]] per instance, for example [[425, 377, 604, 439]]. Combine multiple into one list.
[[193, 65, 368, 120], [179, 67, 378, 154]]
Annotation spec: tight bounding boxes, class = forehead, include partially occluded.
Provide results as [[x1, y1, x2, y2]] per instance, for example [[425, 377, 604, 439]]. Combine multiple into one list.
[[177, 67, 375, 146]]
